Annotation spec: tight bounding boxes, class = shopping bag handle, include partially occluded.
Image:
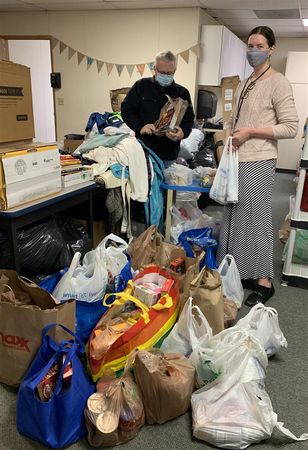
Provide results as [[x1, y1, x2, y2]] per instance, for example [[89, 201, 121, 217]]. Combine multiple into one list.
[[28, 339, 77, 392], [42, 323, 85, 353], [103, 292, 150, 324]]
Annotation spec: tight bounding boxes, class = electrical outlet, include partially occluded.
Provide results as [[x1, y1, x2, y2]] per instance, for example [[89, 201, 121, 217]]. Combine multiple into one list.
[[58, 98, 64, 106]]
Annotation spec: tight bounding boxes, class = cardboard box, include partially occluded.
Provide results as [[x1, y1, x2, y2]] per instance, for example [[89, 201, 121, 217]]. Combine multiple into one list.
[[0, 38, 9, 61], [65, 217, 107, 249], [0, 144, 61, 210], [0, 61, 35, 143], [221, 75, 240, 127], [61, 169, 94, 188], [63, 139, 84, 154]]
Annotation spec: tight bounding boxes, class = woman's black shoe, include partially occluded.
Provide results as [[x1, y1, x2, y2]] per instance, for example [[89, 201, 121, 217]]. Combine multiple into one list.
[[241, 279, 258, 290], [244, 284, 275, 307]]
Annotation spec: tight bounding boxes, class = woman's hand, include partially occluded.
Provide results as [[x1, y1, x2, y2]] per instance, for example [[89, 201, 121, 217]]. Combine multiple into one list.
[[140, 124, 156, 135], [232, 128, 251, 149]]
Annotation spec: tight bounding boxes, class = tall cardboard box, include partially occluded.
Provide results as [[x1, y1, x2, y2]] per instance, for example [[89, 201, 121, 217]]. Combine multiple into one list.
[[221, 75, 240, 127], [0, 61, 35, 143]]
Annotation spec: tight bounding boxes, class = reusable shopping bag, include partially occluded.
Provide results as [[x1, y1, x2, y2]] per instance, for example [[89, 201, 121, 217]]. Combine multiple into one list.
[[87, 266, 180, 382], [178, 227, 218, 269], [161, 297, 212, 357], [75, 256, 133, 343], [237, 303, 287, 357], [17, 323, 95, 449], [188, 265, 224, 335], [217, 254, 244, 308], [134, 349, 195, 424], [85, 359, 144, 447], [209, 136, 238, 205], [0, 270, 75, 386]]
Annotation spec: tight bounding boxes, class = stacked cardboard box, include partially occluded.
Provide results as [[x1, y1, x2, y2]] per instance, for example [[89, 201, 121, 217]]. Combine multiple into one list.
[[0, 143, 61, 210]]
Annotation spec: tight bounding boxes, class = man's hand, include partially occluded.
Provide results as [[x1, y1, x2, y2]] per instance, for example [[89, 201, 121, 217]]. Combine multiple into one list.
[[140, 124, 156, 135], [232, 128, 251, 149], [166, 126, 184, 142]]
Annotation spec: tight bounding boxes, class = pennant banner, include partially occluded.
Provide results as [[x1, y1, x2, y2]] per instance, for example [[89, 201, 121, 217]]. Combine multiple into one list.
[[50, 37, 59, 50], [126, 64, 135, 78], [96, 60, 104, 73], [87, 57, 94, 69], [190, 44, 200, 58], [116, 64, 124, 76], [106, 63, 114, 75], [59, 41, 67, 54], [68, 47, 76, 60], [180, 49, 190, 64], [147, 62, 155, 75], [77, 52, 85, 65], [51, 36, 199, 76]]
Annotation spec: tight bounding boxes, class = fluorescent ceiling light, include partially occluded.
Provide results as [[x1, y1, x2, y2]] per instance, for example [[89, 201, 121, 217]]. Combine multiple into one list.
[[303, 19, 308, 26]]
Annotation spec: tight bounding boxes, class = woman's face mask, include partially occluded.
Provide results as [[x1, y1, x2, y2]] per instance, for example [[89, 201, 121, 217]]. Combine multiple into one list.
[[247, 48, 270, 67], [155, 71, 174, 87]]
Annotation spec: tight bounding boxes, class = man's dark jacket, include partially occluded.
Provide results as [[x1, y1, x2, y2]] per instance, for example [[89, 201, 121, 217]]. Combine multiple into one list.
[[121, 77, 195, 161]]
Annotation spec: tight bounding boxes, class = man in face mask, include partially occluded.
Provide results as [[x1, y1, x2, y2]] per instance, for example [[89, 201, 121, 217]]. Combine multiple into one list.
[[121, 50, 194, 167]]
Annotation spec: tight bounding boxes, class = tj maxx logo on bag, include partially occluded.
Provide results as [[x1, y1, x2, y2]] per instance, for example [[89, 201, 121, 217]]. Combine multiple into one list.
[[0, 332, 30, 352]]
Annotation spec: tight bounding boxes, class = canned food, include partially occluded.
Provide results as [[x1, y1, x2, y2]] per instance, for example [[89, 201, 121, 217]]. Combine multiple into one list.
[[96, 411, 119, 434], [87, 393, 107, 414]]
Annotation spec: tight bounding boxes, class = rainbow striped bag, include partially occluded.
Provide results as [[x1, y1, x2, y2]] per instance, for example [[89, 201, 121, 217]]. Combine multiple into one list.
[[87, 266, 179, 382]]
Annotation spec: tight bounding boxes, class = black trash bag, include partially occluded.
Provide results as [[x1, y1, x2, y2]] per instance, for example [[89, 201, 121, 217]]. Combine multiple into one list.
[[0, 218, 71, 275], [189, 146, 217, 169], [57, 219, 91, 259]]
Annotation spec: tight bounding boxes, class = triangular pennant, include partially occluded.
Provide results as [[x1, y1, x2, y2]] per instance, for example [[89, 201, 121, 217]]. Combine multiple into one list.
[[190, 44, 200, 58], [180, 49, 190, 64], [68, 47, 76, 60], [59, 41, 67, 54], [137, 64, 145, 76], [87, 57, 94, 69], [106, 63, 114, 75], [50, 37, 59, 50], [77, 52, 85, 65], [96, 60, 104, 73], [116, 64, 124, 76], [147, 62, 155, 75], [126, 65, 134, 77]]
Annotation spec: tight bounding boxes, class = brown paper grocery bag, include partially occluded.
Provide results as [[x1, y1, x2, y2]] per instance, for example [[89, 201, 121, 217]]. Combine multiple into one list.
[[128, 225, 162, 270], [134, 350, 195, 424], [189, 266, 224, 335], [0, 270, 75, 386]]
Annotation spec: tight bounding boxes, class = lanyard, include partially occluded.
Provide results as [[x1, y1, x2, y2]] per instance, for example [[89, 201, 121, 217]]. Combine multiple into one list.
[[232, 65, 271, 131]]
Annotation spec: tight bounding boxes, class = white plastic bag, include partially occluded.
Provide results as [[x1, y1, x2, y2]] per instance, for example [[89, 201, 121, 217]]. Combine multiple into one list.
[[218, 254, 244, 308], [164, 164, 193, 186], [192, 378, 308, 449], [52, 251, 108, 303], [161, 297, 212, 356], [237, 303, 287, 357], [189, 327, 267, 388], [209, 136, 238, 205]]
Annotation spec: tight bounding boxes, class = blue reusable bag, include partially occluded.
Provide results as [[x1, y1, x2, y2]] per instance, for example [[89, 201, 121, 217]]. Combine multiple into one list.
[[17, 323, 95, 449], [75, 255, 133, 342], [38, 268, 68, 293], [178, 228, 218, 270]]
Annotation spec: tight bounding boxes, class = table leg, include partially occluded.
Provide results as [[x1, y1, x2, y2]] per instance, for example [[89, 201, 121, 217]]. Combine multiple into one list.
[[7, 220, 20, 273], [87, 189, 94, 249], [165, 189, 174, 242]]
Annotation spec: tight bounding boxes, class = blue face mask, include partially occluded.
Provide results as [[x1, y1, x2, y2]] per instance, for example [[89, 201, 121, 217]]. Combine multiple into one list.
[[156, 72, 174, 87], [247, 48, 270, 68]]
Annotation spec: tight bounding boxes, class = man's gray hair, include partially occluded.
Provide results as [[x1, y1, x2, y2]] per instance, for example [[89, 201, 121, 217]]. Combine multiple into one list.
[[155, 50, 177, 68]]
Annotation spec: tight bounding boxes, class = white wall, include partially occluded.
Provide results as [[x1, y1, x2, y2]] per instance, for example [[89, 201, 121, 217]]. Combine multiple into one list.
[[271, 37, 308, 75], [0, 8, 207, 141], [8, 40, 56, 143]]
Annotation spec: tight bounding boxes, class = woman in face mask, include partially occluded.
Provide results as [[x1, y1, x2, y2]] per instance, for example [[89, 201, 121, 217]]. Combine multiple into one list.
[[217, 26, 299, 307]]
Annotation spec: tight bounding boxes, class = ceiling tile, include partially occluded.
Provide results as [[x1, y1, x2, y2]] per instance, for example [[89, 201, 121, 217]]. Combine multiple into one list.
[[221, 18, 303, 26], [32, 1, 116, 9]]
